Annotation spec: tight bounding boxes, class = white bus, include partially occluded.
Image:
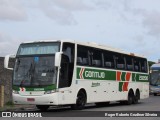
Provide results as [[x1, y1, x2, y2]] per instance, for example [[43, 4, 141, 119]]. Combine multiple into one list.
[[150, 63, 160, 96], [4, 40, 149, 111]]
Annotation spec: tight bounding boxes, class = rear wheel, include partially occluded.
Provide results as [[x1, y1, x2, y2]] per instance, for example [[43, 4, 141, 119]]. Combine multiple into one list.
[[126, 90, 134, 105], [36, 105, 49, 111], [71, 90, 86, 110], [133, 90, 140, 104]]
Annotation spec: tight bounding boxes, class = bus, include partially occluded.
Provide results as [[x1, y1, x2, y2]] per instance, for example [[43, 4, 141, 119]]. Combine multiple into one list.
[[150, 63, 160, 96], [4, 40, 149, 111]]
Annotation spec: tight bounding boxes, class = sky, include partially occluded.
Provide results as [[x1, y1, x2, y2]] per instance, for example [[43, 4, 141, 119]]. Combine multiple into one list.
[[0, 0, 160, 62]]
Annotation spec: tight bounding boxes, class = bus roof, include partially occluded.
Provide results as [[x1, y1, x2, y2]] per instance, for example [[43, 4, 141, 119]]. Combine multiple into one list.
[[21, 39, 146, 59]]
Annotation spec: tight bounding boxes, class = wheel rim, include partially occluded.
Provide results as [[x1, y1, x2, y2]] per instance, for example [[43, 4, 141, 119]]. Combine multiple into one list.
[[77, 92, 86, 107], [128, 92, 133, 104]]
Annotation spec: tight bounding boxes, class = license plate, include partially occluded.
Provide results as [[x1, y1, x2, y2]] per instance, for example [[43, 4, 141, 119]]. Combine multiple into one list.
[[27, 98, 35, 102]]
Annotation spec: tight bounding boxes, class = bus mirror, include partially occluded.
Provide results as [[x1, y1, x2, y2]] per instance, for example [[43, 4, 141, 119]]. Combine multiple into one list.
[[4, 54, 15, 70], [55, 52, 63, 67]]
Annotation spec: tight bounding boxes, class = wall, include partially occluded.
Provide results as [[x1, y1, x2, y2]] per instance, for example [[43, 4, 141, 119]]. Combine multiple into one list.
[[0, 57, 14, 104]]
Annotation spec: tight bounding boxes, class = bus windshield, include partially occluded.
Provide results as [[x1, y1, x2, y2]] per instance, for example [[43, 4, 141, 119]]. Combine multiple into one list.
[[150, 71, 160, 86], [17, 42, 60, 55], [13, 42, 60, 87], [13, 56, 57, 87]]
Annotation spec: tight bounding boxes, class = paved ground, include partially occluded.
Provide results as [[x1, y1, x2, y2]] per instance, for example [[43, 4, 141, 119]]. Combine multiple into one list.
[[5, 94, 160, 111], [1, 95, 160, 120]]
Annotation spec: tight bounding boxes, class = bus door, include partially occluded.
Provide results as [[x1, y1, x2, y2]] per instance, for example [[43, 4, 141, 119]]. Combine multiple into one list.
[[58, 43, 75, 104]]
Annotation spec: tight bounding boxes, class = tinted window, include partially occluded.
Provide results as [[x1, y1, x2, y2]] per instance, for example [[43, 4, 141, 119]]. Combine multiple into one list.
[[77, 45, 148, 73], [91, 49, 102, 67], [103, 51, 115, 69], [126, 56, 134, 71], [116, 54, 125, 70], [77, 45, 91, 66], [140, 58, 148, 73]]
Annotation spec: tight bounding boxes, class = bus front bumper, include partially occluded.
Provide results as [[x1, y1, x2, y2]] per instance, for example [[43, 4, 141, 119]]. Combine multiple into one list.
[[150, 86, 160, 94], [13, 93, 59, 105]]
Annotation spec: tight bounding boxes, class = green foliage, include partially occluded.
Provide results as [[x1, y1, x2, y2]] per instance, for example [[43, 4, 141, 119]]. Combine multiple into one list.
[[148, 61, 155, 67], [5, 101, 14, 107]]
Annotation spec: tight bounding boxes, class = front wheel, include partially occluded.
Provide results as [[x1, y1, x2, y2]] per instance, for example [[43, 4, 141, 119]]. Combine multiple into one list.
[[71, 91, 86, 110]]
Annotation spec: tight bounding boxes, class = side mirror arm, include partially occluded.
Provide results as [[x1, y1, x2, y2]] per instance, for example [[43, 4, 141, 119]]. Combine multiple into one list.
[[4, 54, 15, 70]]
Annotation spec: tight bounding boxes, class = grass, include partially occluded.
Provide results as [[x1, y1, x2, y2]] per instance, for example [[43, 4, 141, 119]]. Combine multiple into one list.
[[0, 101, 15, 111], [5, 101, 14, 107]]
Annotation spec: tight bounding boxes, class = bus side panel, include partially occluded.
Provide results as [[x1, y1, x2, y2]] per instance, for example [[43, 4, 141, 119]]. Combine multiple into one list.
[[74, 80, 127, 103], [141, 82, 149, 99], [127, 82, 149, 99]]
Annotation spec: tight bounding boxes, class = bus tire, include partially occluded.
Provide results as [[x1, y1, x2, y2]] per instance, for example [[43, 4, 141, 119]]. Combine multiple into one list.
[[126, 90, 134, 105], [71, 90, 86, 110], [36, 105, 49, 111], [133, 90, 140, 104]]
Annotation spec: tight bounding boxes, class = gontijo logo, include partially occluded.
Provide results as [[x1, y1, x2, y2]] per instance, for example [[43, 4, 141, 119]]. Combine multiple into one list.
[[139, 75, 148, 80], [79, 68, 105, 79]]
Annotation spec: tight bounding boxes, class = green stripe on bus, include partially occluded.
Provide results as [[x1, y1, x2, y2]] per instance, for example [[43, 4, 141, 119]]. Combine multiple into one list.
[[121, 72, 126, 81], [119, 82, 123, 92], [77, 67, 116, 80], [77, 67, 149, 82], [136, 74, 149, 82], [132, 73, 136, 82], [13, 84, 56, 91]]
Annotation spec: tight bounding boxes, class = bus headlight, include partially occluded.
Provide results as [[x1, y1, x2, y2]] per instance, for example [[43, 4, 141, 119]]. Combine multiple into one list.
[[12, 90, 19, 94], [44, 90, 56, 94]]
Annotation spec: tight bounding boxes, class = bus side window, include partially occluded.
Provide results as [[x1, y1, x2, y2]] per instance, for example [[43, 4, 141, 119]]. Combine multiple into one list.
[[105, 62, 112, 68], [134, 58, 140, 72], [77, 57, 83, 65], [91, 49, 102, 67], [126, 56, 134, 71], [82, 58, 89, 65], [116, 54, 125, 70], [140, 59, 147, 73], [77, 45, 90, 66], [103, 51, 115, 69]]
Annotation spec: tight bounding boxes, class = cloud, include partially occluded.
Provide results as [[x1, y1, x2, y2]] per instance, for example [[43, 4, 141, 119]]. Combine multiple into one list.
[[142, 11, 160, 38], [0, 0, 27, 21], [93, 0, 111, 9], [38, 0, 94, 25], [0, 32, 20, 56], [94, 0, 160, 40]]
